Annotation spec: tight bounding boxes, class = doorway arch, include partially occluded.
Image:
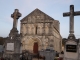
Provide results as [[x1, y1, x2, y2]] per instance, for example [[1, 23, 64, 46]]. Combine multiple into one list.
[[26, 37, 42, 53]]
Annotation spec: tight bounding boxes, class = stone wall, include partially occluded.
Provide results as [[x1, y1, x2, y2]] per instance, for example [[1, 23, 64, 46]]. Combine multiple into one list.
[[20, 8, 62, 53]]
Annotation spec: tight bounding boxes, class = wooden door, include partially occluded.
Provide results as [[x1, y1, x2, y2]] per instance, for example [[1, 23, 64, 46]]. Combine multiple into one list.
[[33, 42, 38, 53]]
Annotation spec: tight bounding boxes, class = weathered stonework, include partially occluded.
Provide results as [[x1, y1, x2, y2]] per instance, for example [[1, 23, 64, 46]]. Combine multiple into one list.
[[63, 5, 80, 60], [20, 8, 62, 53], [3, 9, 21, 60]]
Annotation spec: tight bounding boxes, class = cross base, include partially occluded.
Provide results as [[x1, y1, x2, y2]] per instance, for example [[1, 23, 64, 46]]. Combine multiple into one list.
[[69, 31, 74, 34], [9, 28, 18, 37], [68, 33, 76, 40]]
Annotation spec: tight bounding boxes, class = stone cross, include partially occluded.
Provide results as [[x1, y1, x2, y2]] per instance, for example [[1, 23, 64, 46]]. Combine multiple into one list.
[[63, 5, 80, 34], [11, 9, 21, 29]]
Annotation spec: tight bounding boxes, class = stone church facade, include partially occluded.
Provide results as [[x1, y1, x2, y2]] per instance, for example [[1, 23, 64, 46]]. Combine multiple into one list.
[[20, 9, 62, 53]]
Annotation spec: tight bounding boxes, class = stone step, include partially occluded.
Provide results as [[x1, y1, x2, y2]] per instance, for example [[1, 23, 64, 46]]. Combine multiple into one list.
[[32, 58, 43, 60]]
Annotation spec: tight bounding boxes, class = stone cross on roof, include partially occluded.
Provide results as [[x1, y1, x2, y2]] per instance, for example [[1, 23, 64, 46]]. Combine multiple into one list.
[[63, 5, 80, 34], [11, 9, 21, 29]]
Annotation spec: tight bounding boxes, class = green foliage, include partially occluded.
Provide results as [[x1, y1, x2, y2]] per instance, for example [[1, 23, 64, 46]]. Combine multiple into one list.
[[0, 37, 6, 45]]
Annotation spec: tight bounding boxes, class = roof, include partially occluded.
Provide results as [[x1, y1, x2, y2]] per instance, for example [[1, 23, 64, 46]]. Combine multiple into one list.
[[20, 8, 54, 22]]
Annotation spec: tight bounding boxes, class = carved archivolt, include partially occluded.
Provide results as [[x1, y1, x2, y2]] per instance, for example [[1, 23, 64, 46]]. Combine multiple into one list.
[[27, 37, 42, 45]]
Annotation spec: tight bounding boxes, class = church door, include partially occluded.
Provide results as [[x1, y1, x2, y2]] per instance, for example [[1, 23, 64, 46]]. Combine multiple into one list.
[[33, 42, 38, 54]]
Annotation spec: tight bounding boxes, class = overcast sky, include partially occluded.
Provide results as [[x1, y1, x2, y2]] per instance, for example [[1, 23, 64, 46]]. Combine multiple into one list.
[[0, 0, 80, 38]]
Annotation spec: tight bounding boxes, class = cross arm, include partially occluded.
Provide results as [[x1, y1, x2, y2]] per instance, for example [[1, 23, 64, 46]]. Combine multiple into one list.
[[74, 11, 80, 16], [63, 12, 70, 17]]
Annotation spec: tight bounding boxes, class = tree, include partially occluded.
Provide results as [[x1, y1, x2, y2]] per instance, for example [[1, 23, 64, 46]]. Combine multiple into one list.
[[0, 37, 7, 45]]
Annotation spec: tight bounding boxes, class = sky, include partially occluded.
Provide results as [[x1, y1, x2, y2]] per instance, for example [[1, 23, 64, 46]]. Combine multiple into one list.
[[0, 0, 80, 39]]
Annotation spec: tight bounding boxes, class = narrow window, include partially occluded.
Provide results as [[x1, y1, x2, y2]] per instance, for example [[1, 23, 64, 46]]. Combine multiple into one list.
[[35, 26, 37, 34]]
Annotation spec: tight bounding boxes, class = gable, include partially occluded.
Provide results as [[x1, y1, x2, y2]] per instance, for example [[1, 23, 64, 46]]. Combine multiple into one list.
[[20, 8, 54, 23]]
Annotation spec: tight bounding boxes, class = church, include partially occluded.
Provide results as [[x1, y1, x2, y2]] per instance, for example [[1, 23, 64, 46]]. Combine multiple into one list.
[[20, 8, 62, 54]]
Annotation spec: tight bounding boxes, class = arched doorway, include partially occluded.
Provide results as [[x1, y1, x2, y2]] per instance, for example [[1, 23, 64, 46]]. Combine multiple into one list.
[[33, 42, 38, 54], [24, 37, 41, 54]]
